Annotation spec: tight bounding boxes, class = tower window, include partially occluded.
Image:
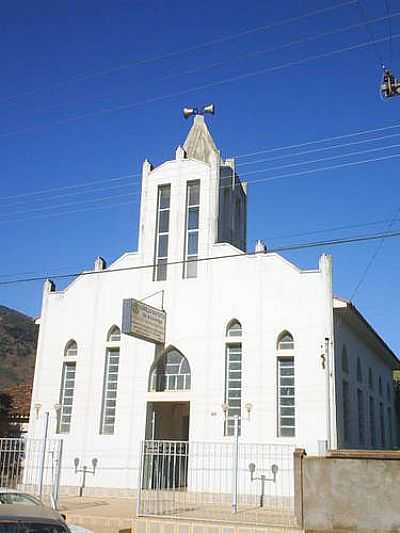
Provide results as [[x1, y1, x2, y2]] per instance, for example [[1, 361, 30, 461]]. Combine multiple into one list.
[[184, 181, 200, 278], [154, 185, 171, 281]]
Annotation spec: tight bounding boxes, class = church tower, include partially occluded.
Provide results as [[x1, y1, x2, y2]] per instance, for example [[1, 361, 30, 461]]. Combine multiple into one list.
[[138, 115, 247, 281]]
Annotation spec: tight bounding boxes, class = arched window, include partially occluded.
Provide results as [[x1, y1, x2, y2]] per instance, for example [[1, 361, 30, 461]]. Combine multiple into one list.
[[150, 349, 191, 392], [277, 331, 294, 350], [277, 331, 295, 438], [64, 340, 78, 358], [357, 357, 362, 383], [341, 346, 349, 374], [226, 320, 242, 337], [107, 325, 121, 342]]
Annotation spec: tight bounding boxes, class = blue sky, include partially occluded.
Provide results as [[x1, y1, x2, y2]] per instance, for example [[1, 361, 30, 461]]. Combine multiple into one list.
[[1, 0, 399, 354]]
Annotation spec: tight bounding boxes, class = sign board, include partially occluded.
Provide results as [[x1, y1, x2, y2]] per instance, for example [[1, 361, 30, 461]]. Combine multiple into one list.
[[122, 298, 166, 345]]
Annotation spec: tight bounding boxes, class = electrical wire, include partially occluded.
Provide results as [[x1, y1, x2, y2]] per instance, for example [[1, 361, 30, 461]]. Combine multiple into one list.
[[0, 0, 358, 106], [2, 32, 399, 140], [384, 0, 394, 66], [1, 229, 400, 287], [356, 0, 385, 66], [236, 131, 400, 167], [1, 150, 400, 225], [12, 10, 400, 121], [350, 207, 400, 301], [3, 121, 400, 208]]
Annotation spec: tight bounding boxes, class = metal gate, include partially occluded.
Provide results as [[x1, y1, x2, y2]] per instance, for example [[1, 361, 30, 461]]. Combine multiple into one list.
[[0, 438, 63, 508], [137, 440, 295, 527]]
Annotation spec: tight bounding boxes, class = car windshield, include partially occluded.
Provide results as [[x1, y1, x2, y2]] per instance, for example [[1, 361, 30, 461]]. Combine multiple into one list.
[[0, 494, 40, 506]]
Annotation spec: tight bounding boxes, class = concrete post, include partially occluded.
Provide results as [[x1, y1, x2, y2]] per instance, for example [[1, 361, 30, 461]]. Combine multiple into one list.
[[293, 448, 306, 528]]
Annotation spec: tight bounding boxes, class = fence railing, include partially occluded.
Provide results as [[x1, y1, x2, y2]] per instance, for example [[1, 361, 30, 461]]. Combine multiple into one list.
[[0, 438, 63, 507], [137, 440, 295, 526]]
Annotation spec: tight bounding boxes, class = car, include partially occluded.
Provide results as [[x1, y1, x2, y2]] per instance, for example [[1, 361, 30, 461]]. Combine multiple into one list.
[[0, 488, 42, 506], [0, 490, 92, 533], [0, 503, 71, 531]]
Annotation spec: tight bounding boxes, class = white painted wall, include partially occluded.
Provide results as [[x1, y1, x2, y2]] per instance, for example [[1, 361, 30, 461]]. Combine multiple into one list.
[[334, 314, 397, 449]]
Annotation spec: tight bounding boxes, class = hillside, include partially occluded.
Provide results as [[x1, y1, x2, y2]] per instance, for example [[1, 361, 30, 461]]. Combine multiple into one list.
[[0, 305, 37, 389]]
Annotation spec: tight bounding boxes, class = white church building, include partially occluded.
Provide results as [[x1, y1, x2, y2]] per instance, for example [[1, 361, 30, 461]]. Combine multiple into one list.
[[29, 115, 398, 493]]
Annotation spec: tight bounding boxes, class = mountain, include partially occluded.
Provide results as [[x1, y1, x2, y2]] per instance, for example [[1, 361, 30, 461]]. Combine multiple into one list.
[[0, 305, 38, 390]]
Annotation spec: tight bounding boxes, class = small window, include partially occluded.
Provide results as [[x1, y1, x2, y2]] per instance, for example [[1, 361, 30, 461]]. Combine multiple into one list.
[[226, 320, 242, 337], [277, 331, 294, 350], [64, 340, 78, 358], [341, 346, 349, 374], [356, 357, 362, 383], [107, 325, 121, 343]]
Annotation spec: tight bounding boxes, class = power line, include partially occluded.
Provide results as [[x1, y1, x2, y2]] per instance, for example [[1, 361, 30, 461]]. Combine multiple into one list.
[[356, 0, 385, 66], [350, 207, 400, 301], [3, 120, 400, 209], [11, 9, 400, 121], [235, 121, 400, 159], [0, 229, 399, 287], [2, 32, 399, 140], [2, 149, 400, 225], [0, 0, 357, 106], [240, 141, 400, 178], [384, 0, 394, 66], [0, 173, 138, 202], [236, 130, 400, 167]]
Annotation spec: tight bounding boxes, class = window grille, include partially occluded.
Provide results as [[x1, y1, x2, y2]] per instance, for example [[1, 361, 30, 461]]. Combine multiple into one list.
[[226, 320, 242, 337], [225, 344, 242, 436], [184, 181, 200, 278], [64, 340, 77, 358], [107, 326, 121, 342], [277, 357, 295, 437], [57, 362, 76, 434], [100, 348, 120, 434], [150, 350, 191, 392], [277, 331, 294, 351], [154, 185, 171, 281]]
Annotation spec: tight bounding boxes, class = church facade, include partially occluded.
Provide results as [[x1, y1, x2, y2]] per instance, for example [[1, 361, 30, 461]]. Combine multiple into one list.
[[28, 116, 398, 491]]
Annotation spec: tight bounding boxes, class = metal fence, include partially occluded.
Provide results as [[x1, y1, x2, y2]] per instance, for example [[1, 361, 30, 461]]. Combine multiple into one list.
[[137, 440, 295, 526], [0, 438, 63, 507]]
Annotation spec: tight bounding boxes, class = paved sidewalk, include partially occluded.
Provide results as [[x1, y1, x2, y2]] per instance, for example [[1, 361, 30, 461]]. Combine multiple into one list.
[[60, 496, 135, 533]]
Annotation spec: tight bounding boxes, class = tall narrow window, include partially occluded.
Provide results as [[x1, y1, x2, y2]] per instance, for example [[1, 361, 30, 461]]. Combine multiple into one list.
[[379, 376, 383, 396], [278, 357, 295, 437], [57, 362, 76, 434], [369, 396, 376, 447], [357, 389, 365, 446], [184, 181, 200, 278], [154, 185, 171, 281], [379, 401, 385, 448], [100, 348, 120, 434], [356, 357, 362, 383], [341, 346, 349, 374], [369, 368, 373, 390], [225, 344, 242, 436], [388, 406, 393, 448], [343, 380, 350, 444]]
